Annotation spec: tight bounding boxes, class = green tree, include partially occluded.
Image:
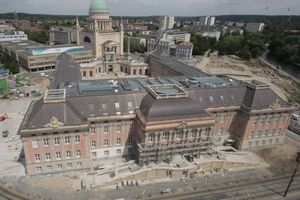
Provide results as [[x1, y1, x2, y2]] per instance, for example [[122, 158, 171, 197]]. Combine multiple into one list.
[[0, 52, 20, 74], [191, 32, 217, 55], [25, 30, 49, 44]]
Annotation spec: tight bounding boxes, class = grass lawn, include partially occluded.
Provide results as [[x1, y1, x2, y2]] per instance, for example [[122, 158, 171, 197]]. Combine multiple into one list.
[[0, 79, 9, 94]]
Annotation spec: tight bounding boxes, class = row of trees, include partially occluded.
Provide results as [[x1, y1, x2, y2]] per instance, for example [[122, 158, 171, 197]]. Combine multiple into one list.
[[268, 27, 300, 67], [191, 32, 217, 55], [191, 32, 266, 60], [216, 33, 266, 60], [25, 30, 49, 44]]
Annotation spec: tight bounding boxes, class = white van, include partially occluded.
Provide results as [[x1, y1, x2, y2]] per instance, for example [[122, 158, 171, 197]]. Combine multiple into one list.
[[291, 114, 300, 121]]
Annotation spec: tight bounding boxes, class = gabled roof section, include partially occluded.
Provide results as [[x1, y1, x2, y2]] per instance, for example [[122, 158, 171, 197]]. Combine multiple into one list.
[[140, 94, 210, 122], [150, 49, 209, 78], [21, 99, 86, 130], [241, 80, 289, 111], [52, 53, 81, 89]]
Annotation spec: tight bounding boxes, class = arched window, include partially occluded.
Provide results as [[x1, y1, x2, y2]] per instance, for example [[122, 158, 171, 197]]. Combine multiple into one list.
[[84, 36, 91, 43]]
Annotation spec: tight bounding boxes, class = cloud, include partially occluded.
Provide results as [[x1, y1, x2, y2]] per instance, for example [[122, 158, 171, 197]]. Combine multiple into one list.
[[0, 0, 299, 16]]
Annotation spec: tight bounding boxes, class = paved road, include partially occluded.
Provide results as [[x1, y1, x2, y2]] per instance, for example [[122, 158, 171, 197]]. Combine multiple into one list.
[[260, 51, 300, 83], [0, 185, 32, 200], [286, 130, 300, 143], [148, 174, 300, 200]]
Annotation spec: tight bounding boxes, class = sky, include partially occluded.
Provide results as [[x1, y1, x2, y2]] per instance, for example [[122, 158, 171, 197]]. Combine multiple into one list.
[[0, 0, 299, 16]]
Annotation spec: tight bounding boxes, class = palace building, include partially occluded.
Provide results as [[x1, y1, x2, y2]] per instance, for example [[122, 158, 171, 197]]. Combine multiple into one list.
[[16, 0, 298, 176], [18, 53, 297, 175]]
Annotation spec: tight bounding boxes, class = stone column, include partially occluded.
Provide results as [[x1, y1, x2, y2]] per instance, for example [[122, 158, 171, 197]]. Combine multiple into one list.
[[156, 132, 160, 145], [145, 132, 149, 144]]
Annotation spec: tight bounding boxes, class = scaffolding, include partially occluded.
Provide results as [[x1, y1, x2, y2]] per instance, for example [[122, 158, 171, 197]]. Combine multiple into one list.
[[136, 137, 215, 165]]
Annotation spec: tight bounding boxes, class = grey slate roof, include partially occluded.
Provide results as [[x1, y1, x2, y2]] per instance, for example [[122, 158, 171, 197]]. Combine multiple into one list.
[[52, 53, 81, 89], [150, 49, 209, 78], [188, 87, 246, 109], [140, 94, 210, 122], [24, 99, 85, 130], [242, 87, 288, 110], [68, 92, 146, 119]]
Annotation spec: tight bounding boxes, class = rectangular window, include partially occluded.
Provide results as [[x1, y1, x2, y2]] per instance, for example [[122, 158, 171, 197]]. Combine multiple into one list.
[[57, 164, 62, 169], [276, 138, 280, 144], [91, 140, 96, 148], [66, 150, 72, 159], [209, 96, 214, 102], [102, 104, 107, 109], [47, 165, 52, 170], [115, 102, 120, 109], [176, 131, 182, 139], [269, 139, 273, 145], [77, 162, 82, 167], [67, 163, 72, 168], [36, 167, 42, 172], [56, 152, 61, 159], [128, 136, 133, 144], [191, 129, 197, 138], [104, 150, 109, 156], [104, 139, 109, 146], [116, 149, 121, 155], [128, 102, 133, 108], [117, 138, 121, 145], [32, 140, 39, 148], [117, 125, 121, 132], [92, 152, 97, 159], [220, 96, 224, 101], [75, 135, 80, 144], [148, 133, 155, 143], [128, 148, 133, 153], [90, 127, 95, 134], [45, 153, 51, 161], [104, 126, 109, 132], [43, 138, 49, 146], [65, 136, 70, 144], [130, 123, 134, 131], [76, 150, 81, 158], [34, 154, 41, 162], [54, 137, 60, 145], [255, 141, 259, 146], [162, 132, 168, 141]]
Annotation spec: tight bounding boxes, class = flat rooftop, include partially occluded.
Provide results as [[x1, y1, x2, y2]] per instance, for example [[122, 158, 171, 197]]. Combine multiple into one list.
[[58, 75, 243, 97], [147, 84, 188, 99]]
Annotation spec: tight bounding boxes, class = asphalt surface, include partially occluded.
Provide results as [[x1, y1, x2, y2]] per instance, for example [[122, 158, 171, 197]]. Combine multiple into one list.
[[148, 174, 300, 200]]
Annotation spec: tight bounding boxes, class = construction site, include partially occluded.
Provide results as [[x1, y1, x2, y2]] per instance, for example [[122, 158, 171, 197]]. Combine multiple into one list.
[[196, 54, 300, 104]]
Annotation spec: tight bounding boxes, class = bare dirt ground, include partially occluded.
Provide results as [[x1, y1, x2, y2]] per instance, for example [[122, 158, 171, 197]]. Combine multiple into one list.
[[253, 138, 300, 175], [28, 73, 50, 92], [196, 55, 300, 102]]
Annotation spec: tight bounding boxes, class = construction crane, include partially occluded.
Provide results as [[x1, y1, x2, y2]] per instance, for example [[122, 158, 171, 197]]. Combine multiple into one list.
[[151, 29, 168, 52]]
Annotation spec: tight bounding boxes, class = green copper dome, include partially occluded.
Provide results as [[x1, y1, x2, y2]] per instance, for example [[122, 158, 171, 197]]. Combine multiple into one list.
[[89, 0, 109, 12]]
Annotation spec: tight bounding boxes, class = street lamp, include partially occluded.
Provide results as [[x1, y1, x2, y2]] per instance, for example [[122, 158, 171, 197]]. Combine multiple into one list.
[[283, 152, 300, 197]]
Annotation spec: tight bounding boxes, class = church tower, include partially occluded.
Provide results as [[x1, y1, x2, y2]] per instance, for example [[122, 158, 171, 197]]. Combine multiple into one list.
[[76, 16, 80, 45], [80, 0, 124, 59]]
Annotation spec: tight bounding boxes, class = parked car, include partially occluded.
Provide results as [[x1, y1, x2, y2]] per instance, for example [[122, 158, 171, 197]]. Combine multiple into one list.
[[2, 130, 9, 137], [161, 188, 171, 194]]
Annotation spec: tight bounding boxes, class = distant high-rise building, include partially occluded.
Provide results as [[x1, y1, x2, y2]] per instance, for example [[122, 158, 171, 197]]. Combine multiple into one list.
[[199, 16, 215, 27], [159, 16, 175, 30], [245, 23, 265, 33]]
